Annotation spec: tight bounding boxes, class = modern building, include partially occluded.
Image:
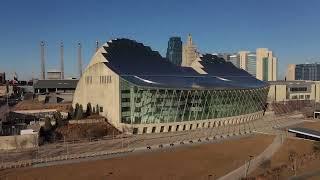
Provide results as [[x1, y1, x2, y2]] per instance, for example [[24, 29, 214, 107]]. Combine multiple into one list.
[[181, 34, 198, 67], [247, 53, 257, 77], [227, 51, 257, 78], [0, 73, 5, 84], [47, 70, 62, 80], [73, 38, 269, 134], [268, 80, 320, 102], [166, 37, 182, 66], [295, 63, 320, 81], [256, 48, 277, 81]]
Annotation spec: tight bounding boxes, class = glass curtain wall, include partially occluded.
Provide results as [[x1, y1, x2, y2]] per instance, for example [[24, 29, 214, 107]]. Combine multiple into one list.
[[120, 78, 269, 124]]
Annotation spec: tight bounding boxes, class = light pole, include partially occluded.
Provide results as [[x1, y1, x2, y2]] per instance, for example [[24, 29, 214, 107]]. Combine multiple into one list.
[[245, 155, 254, 178]]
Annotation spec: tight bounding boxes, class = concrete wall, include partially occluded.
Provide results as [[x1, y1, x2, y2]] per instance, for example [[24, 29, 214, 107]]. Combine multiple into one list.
[[268, 84, 287, 102], [73, 47, 121, 130], [0, 134, 38, 150], [268, 82, 320, 102]]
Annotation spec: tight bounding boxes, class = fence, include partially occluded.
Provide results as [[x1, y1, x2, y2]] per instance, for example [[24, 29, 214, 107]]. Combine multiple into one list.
[[0, 148, 134, 170]]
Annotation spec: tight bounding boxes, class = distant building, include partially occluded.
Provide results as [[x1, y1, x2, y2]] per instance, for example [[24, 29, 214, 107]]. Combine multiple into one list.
[[217, 53, 231, 61], [286, 64, 296, 81], [256, 48, 277, 81], [295, 63, 320, 81], [47, 70, 62, 80], [166, 37, 182, 65], [268, 80, 320, 102], [225, 51, 257, 78], [0, 72, 5, 84], [229, 54, 240, 68], [182, 34, 198, 67], [33, 79, 78, 94]]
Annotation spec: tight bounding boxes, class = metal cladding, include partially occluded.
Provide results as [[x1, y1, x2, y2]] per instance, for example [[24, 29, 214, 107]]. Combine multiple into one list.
[[102, 39, 268, 90]]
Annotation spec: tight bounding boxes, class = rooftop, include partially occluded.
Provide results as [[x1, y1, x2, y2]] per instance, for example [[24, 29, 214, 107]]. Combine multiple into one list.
[[101, 39, 268, 90], [33, 79, 78, 89]]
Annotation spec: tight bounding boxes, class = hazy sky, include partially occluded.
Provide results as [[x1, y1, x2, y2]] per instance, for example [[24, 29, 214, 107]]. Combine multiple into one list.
[[1, 0, 320, 80]]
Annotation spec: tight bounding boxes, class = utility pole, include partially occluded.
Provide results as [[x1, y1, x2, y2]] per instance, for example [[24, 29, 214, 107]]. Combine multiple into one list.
[[245, 155, 254, 178]]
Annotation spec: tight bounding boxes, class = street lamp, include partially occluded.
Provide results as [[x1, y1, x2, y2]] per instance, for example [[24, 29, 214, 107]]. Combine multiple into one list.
[[245, 155, 254, 178]]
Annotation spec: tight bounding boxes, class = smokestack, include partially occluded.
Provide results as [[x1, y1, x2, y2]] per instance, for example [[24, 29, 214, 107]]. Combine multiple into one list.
[[60, 42, 64, 80], [40, 41, 46, 80], [78, 42, 83, 78], [95, 40, 99, 52]]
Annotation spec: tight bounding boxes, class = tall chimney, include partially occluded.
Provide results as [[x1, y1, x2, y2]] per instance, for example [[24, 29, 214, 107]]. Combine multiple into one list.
[[60, 42, 64, 79], [95, 40, 99, 52], [40, 41, 46, 80], [78, 42, 83, 78]]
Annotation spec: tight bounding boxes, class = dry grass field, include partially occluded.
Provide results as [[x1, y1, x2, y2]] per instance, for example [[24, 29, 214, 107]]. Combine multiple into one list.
[[0, 134, 274, 180]]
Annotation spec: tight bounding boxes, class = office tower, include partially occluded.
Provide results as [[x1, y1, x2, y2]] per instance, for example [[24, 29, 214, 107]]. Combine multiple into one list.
[[247, 53, 257, 77], [182, 34, 198, 67], [295, 63, 320, 81], [256, 48, 277, 81], [166, 37, 182, 66], [229, 54, 240, 68], [286, 64, 296, 81]]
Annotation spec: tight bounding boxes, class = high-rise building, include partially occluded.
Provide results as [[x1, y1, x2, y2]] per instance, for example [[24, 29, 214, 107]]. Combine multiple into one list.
[[247, 53, 257, 77], [256, 48, 277, 81], [182, 34, 198, 67], [217, 53, 231, 61], [228, 51, 256, 77], [229, 54, 240, 68], [286, 64, 296, 81], [227, 49, 275, 80], [166, 37, 182, 66], [294, 63, 320, 81]]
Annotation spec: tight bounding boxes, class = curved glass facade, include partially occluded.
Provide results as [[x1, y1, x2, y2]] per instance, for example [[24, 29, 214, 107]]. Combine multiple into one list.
[[120, 78, 269, 124]]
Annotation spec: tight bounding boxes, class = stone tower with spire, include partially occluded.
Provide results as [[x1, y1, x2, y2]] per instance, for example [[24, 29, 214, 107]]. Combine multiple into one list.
[[181, 34, 198, 67]]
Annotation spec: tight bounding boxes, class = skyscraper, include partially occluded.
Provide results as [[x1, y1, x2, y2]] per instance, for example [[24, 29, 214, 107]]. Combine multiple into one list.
[[229, 54, 240, 68], [256, 48, 277, 81], [182, 34, 198, 67], [247, 53, 257, 77], [286, 64, 296, 81], [166, 37, 182, 65]]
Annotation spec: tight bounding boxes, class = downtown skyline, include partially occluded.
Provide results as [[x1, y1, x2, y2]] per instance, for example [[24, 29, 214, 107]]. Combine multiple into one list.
[[1, 0, 320, 80]]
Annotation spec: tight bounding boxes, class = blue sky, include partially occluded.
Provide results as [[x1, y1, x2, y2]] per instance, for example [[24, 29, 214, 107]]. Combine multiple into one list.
[[1, 0, 320, 80]]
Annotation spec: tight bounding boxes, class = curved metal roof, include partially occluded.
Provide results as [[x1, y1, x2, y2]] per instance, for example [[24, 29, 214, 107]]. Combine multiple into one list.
[[101, 38, 268, 90]]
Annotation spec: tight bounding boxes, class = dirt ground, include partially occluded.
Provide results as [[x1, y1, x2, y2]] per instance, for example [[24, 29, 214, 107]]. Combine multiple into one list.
[[250, 137, 320, 179], [13, 100, 71, 112], [0, 134, 274, 180], [301, 121, 320, 131]]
